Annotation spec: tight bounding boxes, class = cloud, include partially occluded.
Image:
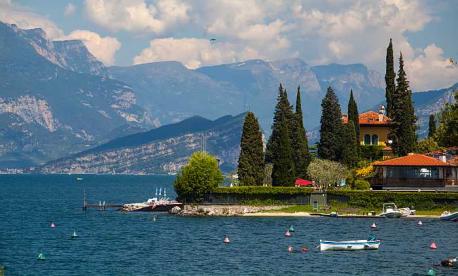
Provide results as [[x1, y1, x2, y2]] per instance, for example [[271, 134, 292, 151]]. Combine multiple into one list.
[[0, 0, 63, 38], [84, 0, 189, 33], [64, 3, 76, 16], [59, 30, 121, 65], [406, 44, 458, 91], [133, 38, 259, 69]]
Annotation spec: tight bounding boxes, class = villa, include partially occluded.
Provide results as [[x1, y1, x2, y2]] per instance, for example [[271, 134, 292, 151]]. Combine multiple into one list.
[[370, 153, 458, 190]]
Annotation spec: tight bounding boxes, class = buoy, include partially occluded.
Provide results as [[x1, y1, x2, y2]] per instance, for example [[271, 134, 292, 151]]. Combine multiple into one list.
[[288, 245, 293, 253], [430, 242, 437, 249], [301, 246, 309, 253], [50, 222, 55, 228], [284, 230, 292, 237], [37, 253, 45, 260], [153, 215, 157, 222], [427, 268, 436, 276], [370, 223, 377, 229], [223, 235, 230, 244], [418, 220, 423, 226], [71, 230, 78, 239], [289, 225, 295, 232]]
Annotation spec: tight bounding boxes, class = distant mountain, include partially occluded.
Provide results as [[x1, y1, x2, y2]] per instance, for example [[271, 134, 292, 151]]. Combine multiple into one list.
[[109, 58, 385, 132], [0, 22, 153, 167], [38, 113, 246, 174], [413, 83, 458, 137]]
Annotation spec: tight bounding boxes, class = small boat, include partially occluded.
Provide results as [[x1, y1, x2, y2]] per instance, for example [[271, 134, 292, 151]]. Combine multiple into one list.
[[379, 203, 402, 218], [440, 211, 458, 221], [399, 207, 415, 217], [319, 235, 380, 251]]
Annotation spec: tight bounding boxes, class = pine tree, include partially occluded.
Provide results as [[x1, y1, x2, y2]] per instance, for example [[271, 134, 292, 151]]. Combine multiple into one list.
[[291, 87, 311, 179], [318, 86, 344, 161], [428, 114, 436, 138], [385, 38, 396, 118], [347, 90, 360, 145], [266, 84, 294, 163], [341, 121, 359, 168], [272, 113, 295, 186], [390, 53, 417, 155], [237, 112, 265, 186]]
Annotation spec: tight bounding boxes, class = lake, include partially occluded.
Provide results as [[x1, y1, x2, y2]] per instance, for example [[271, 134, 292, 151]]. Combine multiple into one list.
[[0, 175, 457, 275]]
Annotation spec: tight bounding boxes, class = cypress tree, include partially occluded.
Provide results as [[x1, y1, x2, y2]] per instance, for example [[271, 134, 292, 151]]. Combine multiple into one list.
[[385, 38, 396, 118], [318, 86, 344, 161], [347, 90, 360, 145], [237, 112, 265, 186], [391, 53, 417, 155], [341, 121, 359, 168], [272, 113, 295, 186], [292, 87, 311, 179], [428, 114, 436, 138]]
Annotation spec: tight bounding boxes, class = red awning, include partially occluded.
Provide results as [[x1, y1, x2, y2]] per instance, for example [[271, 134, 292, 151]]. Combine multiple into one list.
[[295, 178, 313, 186]]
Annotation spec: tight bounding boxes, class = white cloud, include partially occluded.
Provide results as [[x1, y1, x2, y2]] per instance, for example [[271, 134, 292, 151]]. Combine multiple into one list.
[[133, 38, 259, 69], [406, 44, 458, 91], [64, 3, 76, 16], [84, 0, 189, 33], [58, 30, 121, 65], [0, 0, 63, 38]]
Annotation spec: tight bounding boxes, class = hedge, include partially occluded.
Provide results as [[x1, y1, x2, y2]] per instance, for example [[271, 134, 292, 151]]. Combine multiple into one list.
[[212, 186, 314, 195], [327, 190, 458, 210]]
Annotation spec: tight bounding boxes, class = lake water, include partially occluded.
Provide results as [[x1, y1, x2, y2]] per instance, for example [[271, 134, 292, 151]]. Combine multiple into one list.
[[0, 175, 457, 275]]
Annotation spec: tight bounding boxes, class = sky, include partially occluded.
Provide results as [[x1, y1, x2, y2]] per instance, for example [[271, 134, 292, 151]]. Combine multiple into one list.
[[1, 0, 457, 91]]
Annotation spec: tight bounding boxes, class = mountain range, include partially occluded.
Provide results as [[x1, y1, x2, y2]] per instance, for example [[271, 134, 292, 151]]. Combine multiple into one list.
[[0, 22, 456, 171]]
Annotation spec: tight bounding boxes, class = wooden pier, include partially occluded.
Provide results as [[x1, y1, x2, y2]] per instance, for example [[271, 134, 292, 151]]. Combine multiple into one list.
[[82, 190, 123, 211]]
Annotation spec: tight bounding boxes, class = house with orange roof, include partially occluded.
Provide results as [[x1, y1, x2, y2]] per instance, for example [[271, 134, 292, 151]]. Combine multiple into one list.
[[370, 153, 458, 190], [342, 106, 392, 155]]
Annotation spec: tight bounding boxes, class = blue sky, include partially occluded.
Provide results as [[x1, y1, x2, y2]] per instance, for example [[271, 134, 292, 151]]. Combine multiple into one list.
[[1, 0, 457, 91]]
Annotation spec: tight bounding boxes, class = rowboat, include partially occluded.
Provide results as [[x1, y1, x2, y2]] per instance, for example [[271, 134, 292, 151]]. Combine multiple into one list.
[[319, 239, 381, 251], [440, 211, 458, 221]]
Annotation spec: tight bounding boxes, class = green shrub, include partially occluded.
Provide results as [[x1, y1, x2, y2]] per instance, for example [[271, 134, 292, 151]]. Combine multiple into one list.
[[354, 180, 371, 190], [213, 186, 314, 195], [359, 145, 384, 161]]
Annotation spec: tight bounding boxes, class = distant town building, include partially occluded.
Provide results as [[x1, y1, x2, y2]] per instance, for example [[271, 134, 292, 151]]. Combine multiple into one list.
[[370, 153, 458, 190]]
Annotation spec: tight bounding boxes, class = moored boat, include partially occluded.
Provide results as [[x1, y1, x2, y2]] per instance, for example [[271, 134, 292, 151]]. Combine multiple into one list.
[[440, 211, 458, 221], [319, 239, 381, 251], [379, 203, 402, 218], [121, 188, 182, 212]]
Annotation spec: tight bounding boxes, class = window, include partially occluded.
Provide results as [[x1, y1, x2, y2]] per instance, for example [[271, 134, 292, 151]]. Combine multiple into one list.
[[371, 135, 379, 145], [364, 134, 371, 145]]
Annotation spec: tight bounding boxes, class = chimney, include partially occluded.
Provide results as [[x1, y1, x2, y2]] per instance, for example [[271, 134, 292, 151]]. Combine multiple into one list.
[[378, 105, 386, 122]]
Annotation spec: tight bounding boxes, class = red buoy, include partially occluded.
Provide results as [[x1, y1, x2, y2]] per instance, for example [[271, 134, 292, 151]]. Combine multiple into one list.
[[301, 246, 309, 253], [430, 242, 437, 249]]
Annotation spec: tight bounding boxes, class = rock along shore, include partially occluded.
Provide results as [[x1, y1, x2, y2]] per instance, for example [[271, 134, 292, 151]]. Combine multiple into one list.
[[176, 205, 289, 216]]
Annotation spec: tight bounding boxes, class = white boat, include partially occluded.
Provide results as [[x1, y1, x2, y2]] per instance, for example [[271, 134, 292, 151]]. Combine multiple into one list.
[[319, 239, 381, 251], [399, 207, 416, 217], [379, 203, 402, 218], [440, 211, 458, 221], [122, 188, 182, 212]]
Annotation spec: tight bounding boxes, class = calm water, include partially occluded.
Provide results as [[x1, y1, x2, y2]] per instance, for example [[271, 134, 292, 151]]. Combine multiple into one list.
[[0, 175, 457, 276]]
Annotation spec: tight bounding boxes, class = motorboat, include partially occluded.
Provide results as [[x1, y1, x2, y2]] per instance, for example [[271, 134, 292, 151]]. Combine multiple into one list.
[[440, 211, 458, 221], [399, 207, 416, 217], [319, 236, 381, 251], [121, 188, 182, 212], [379, 203, 402, 218]]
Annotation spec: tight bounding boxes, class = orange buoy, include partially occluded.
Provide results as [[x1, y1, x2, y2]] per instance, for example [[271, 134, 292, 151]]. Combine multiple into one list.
[[284, 230, 292, 237], [288, 245, 293, 253], [301, 246, 309, 253], [223, 235, 230, 244], [430, 242, 437, 249]]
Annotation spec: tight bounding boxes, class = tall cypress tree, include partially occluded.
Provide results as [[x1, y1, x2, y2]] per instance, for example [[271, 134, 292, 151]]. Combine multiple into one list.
[[341, 121, 359, 168], [291, 86, 310, 179], [391, 53, 417, 155], [272, 113, 295, 186], [347, 90, 360, 145], [237, 112, 265, 186], [318, 86, 344, 161], [385, 38, 396, 118], [428, 114, 436, 138]]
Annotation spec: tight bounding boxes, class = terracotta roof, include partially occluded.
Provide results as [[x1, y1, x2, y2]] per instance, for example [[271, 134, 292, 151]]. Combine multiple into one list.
[[373, 153, 454, 167], [342, 111, 391, 126]]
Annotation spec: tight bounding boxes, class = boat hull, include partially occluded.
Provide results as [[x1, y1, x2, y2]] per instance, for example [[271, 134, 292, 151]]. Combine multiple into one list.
[[440, 212, 458, 221], [380, 211, 402, 218], [320, 240, 381, 251]]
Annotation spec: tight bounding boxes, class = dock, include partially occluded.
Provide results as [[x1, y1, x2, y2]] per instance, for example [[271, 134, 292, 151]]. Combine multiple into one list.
[[82, 190, 123, 211]]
